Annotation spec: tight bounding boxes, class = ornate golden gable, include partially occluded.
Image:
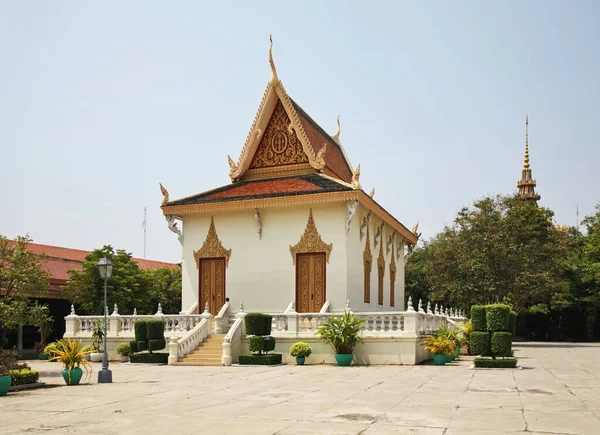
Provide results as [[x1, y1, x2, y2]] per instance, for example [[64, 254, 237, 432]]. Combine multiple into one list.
[[193, 217, 232, 268], [249, 101, 309, 169], [289, 209, 332, 264]]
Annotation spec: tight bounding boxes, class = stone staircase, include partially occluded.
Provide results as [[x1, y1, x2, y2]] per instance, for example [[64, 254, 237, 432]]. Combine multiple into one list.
[[172, 334, 225, 366]]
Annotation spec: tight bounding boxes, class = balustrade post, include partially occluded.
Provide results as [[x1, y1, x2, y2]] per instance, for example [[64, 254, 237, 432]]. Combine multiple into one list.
[[222, 337, 232, 366], [286, 306, 298, 336], [200, 302, 213, 332], [403, 310, 418, 336], [64, 304, 79, 337], [168, 337, 178, 365]]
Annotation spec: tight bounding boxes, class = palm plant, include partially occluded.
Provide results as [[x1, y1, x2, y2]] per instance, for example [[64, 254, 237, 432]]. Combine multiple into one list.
[[49, 338, 92, 383], [91, 320, 103, 352], [316, 310, 366, 354], [422, 335, 456, 355]]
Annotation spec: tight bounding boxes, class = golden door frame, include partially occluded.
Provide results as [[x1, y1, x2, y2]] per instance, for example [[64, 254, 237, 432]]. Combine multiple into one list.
[[295, 252, 327, 313], [198, 257, 226, 316]]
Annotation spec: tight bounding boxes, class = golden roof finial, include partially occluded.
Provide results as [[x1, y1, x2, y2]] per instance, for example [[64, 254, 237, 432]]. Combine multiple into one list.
[[268, 35, 279, 87], [159, 183, 169, 206], [523, 114, 530, 169], [332, 115, 341, 144]]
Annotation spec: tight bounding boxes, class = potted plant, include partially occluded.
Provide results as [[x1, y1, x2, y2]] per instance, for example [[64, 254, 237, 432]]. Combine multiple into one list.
[[116, 343, 131, 362], [34, 342, 48, 360], [90, 320, 104, 362], [316, 310, 366, 366], [423, 335, 456, 365], [44, 342, 60, 359], [49, 338, 92, 385], [0, 350, 14, 396], [289, 342, 312, 365]]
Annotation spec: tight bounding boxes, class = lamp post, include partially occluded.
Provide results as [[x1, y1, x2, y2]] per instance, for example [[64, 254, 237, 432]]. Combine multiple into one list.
[[97, 257, 113, 384]]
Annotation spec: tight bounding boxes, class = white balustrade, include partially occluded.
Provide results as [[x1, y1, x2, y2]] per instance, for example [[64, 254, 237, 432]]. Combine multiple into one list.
[[222, 315, 245, 366], [168, 317, 211, 364], [214, 302, 230, 334]]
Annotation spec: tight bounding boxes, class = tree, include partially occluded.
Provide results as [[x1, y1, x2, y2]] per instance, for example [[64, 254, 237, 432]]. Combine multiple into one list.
[[63, 246, 153, 315], [406, 195, 565, 314], [0, 235, 51, 350], [146, 266, 182, 314]]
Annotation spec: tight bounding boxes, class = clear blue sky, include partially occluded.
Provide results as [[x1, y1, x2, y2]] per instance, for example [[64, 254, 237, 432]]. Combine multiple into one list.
[[1, 1, 598, 263]]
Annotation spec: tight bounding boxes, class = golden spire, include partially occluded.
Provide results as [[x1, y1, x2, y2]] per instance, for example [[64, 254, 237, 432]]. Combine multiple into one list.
[[523, 114, 530, 169], [332, 115, 341, 144], [268, 35, 279, 86]]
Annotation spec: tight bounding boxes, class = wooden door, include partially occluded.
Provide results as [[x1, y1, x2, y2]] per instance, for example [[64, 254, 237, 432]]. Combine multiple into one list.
[[199, 258, 226, 316], [296, 253, 326, 313]]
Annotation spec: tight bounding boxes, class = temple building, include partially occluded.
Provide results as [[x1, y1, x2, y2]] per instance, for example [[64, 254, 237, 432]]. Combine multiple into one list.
[[160, 38, 419, 316], [517, 115, 541, 201]]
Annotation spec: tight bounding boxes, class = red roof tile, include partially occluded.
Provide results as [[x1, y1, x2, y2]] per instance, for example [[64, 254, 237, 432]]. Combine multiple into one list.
[[205, 178, 322, 200]]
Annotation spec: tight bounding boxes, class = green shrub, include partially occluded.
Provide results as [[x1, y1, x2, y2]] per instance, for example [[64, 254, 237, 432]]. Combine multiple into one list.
[[43, 342, 61, 358], [471, 305, 487, 332], [509, 311, 517, 338], [129, 353, 169, 364], [491, 332, 513, 357], [470, 331, 491, 356], [132, 340, 148, 352], [245, 313, 272, 336], [148, 339, 166, 352], [248, 336, 264, 353], [263, 336, 276, 352], [239, 353, 282, 365], [474, 358, 517, 368], [116, 343, 131, 357], [146, 320, 165, 340], [486, 304, 510, 331], [134, 321, 147, 342], [7, 368, 40, 386], [289, 342, 312, 358]]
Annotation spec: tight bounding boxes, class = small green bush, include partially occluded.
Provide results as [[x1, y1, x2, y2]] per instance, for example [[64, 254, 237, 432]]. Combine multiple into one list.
[[289, 342, 312, 358], [131, 340, 148, 352], [7, 368, 40, 386], [509, 311, 517, 338], [474, 358, 517, 368], [129, 353, 169, 364], [146, 320, 166, 340], [486, 304, 510, 332], [263, 336, 275, 352], [148, 339, 166, 352], [134, 321, 147, 342], [43, 342, 60, 358], [116, 343, 131, 357], [470, 331, 491, 356], [239, 353, 282, 365], [248, 336, 265, 353], [245, 313, 272, 336], [491, 332, 513, 357], [471, 305, 487, 332]]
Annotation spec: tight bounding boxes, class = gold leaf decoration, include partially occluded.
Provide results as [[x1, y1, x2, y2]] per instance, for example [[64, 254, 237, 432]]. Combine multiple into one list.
[[289, 209, 332, 264], [193, 217, 232, 268]]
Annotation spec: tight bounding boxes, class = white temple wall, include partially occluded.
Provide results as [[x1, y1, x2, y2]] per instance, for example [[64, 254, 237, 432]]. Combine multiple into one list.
[[181, 203, 348, 314]]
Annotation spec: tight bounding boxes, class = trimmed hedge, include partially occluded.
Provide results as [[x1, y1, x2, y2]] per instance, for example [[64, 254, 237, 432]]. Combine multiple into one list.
[[7, 368, 40, 386], [245, 313, 272, 336], [248, 335, 276, 354], [491, 332, 513, 357], [134, 321, 147, 342], [486, 304, 510, 332], [474, 358, 517, 369], [471, 305, 487, 332], [148, 338, 166, 352], [129, 353, 169, 364], [470, 331, 491, 356], [239, 353, 282, 365], [147, 320, 165, 339], [508, 311, 517, 338]]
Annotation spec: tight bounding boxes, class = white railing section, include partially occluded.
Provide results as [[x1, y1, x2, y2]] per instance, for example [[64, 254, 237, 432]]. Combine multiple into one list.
[[222, 316, 244, 366], [168, 316, 212, 365], [319, 301, 331, 313], [184, 301, 199, 315], [79, 316, 110, 333], [214, 301, 230, 334]]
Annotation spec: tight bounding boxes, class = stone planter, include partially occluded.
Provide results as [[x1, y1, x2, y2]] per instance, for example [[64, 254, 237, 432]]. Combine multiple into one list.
[[120, 355, 129, 363], [90, 353, 103, 362]]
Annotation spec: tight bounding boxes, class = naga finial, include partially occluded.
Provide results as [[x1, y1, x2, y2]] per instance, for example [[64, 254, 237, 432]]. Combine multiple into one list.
[[228, 155, 238, 175], [315, 143, 327, 169], [332, 115, 341, 144], [351, 164, 361, 190], [159, 183, 169, 206], [412, 222, 419, 235], [269, 35, 279, 86], [369, 187, 375, 198]]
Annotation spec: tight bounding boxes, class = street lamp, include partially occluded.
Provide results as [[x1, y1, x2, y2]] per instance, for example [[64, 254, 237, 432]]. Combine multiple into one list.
[[97, 257, 113, 384]]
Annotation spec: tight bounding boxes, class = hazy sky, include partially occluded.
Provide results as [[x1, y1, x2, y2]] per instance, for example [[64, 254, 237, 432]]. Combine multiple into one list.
[[1, 1, 598, 263]]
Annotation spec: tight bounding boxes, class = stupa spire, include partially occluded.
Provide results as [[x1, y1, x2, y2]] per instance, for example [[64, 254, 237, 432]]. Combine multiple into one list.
[[517, 114, 540, 201]]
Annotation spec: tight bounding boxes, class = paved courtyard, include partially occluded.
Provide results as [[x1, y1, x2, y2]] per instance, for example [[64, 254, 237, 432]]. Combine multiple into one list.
[[3, 343, 600, 434]]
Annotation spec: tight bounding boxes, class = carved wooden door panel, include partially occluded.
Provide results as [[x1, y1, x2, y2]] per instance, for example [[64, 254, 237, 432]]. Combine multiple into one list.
[[296, 253, 326, 313], [199, 258, 226, 316]]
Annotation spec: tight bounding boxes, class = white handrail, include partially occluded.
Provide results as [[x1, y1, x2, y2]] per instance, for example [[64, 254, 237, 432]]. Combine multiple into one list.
[[185, 302, 199, 315], [319, 301, 331, 313], [168, 318, 210, 364], [214, 301, 230, 334], [222, 316, 244, 366]]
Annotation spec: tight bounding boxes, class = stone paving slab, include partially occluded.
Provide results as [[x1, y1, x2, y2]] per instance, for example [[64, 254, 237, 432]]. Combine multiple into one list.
[[2, 342, 600, 434]]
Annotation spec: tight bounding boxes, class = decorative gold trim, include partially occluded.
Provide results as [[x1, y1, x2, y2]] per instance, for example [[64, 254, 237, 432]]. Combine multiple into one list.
[[193, 217, 232, 268], [351, 164, 361, 190], [389, 245, 397, 275], [241, 163, 314, 181], [162, 190, 418, 245], [363, 225, 372, 263], [160, 183, 169, 206], [377, 232, 385, 271], [363, 225, 372, 303], [289, 209, 332, 264], [369, 188, 375, 198]]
